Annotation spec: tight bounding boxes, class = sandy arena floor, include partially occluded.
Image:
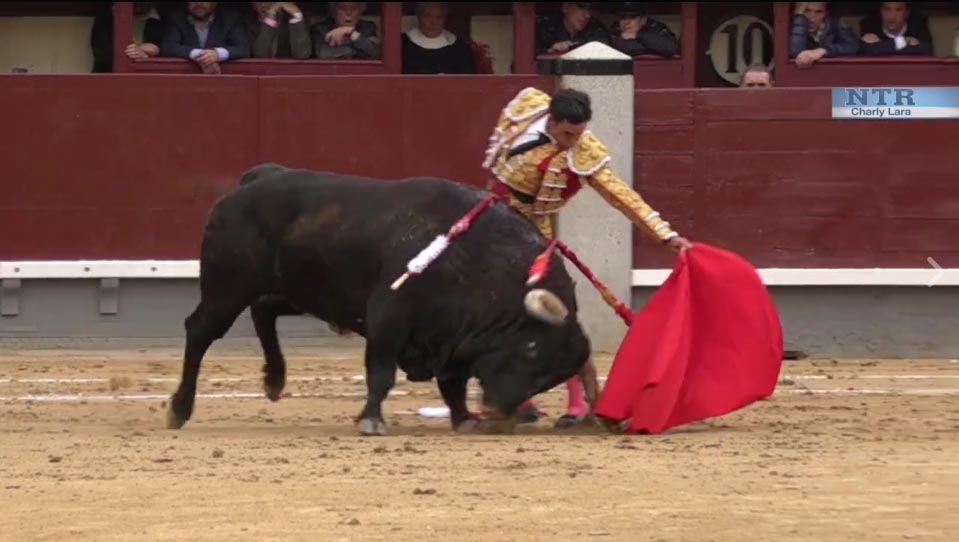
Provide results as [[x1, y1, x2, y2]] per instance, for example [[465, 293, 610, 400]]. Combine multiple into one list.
[[1, 338, 957, 542]]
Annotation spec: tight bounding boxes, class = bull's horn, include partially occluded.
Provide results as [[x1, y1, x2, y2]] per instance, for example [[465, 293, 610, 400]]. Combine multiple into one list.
[[524, 289, 569, 326], [579, 357, 600, 408]]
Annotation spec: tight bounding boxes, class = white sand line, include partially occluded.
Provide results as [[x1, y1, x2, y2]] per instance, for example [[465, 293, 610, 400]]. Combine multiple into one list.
[[781, 388, 959, 396], [780, 375, 959, 382], [0, 390, 412, 402], [0, 375, 367, 385], [4, 373, 959, 386], [5, 387, 959, 403]]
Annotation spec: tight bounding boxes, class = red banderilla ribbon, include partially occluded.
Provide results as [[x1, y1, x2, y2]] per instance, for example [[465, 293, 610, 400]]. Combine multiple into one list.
[[390, 194, 500, 290], [527, 239, 635, 327]]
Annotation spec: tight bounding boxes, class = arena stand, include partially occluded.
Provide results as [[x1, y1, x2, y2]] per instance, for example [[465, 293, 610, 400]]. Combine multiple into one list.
[[1, 1, 958, 357]]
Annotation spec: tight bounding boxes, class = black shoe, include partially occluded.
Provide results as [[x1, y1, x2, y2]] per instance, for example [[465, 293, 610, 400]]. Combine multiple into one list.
[[554, 412, 591, 428]]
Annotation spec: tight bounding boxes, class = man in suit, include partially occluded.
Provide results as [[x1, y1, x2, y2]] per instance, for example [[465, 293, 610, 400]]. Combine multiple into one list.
[[248, 2, 312, 59], [859, 1, 934, 56], [312, 2, 381, 60], [161, 2, 252, 73]]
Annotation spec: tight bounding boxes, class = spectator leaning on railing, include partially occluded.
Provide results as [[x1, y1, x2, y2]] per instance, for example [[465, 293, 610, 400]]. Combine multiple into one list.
[[160, 2, 252, 74], [312, 2, 381, 60], [248, 2, 312, 59], [608, 2, 679, 58], [789, 2, 858, 67], [90, 2, 164, 72], [858, 1, 933, 56], [535, 2, 610, 56]]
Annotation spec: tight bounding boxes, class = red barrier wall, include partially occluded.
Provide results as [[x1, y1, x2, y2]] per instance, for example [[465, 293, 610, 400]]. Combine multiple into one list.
[[256, 76, 549, 182], [632, 88, 959, 269], [2, 77, 957, 269], [0, 75, 259, 260], [0, 74, 551, 260]]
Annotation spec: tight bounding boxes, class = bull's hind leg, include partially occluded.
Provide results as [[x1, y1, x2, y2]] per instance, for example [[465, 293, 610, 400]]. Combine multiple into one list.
[[356, 339, 400, 436], [167, 298, 248, 429], [250, 296, 302, 402]]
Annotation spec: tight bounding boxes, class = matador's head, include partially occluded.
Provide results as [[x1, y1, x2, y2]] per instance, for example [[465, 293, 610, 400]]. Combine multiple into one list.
[[546, 88, 592, 150]]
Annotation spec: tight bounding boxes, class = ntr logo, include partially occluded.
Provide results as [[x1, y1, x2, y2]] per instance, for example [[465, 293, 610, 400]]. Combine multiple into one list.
[[844, 88, 916, 107]]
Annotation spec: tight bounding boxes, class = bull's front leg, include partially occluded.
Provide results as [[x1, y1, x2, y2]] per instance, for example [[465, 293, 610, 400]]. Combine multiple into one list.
[[438, 368, 516, 435], [437, 374, 477, 431]]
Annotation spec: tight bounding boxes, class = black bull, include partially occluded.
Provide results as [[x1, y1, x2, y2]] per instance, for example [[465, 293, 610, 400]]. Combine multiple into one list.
[[166, 163, 600, 435]]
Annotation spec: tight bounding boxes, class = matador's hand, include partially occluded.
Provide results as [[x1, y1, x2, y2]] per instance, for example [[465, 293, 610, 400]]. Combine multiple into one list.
[[666, 236, 693, 253]]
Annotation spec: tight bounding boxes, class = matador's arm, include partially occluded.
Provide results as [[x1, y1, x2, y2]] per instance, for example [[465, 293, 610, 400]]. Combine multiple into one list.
[[584, 165, 679, 244], [572, 133, 679, 244]]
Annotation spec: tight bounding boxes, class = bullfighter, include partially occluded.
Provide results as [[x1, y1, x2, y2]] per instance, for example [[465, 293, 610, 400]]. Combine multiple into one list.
[[483, 86, 691, 427]]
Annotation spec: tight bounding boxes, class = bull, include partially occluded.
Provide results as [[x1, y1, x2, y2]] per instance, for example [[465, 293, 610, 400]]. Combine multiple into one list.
[[166, 163, 598, 435]]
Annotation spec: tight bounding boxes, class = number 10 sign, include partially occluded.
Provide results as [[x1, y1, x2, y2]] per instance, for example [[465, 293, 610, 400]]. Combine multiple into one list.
[[708, 15, 774, 85]]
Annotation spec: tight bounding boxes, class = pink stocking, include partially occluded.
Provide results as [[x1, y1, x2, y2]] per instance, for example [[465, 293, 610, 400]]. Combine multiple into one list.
[[565, 376, 588, 416]]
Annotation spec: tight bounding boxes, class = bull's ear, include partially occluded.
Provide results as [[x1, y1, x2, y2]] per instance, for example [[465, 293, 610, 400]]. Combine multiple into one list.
[[524, 289, 569, 326]]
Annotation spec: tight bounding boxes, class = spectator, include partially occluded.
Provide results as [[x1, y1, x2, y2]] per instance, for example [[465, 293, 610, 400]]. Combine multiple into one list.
[[535, 2, 609, 56], [312, 2, 380, 60], [608, 2, 679, 58], [401, 2, 476, 74], [160, 2, 251, 74], [248, 2, 312, 59], [90, 2, 164, 72], [789, 2, 859, 67], [859, 2, 933, 56], [740, 63, 773, 87]]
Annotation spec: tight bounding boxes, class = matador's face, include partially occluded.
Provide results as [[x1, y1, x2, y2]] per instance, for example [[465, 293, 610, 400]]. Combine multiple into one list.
[[547, 119, 588, 150]]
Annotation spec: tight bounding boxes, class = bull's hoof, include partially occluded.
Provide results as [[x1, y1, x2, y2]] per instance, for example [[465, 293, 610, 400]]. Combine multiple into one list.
[[481, 418, 518, 435], [513, 404, 541, 425], [263, 383, 284, 402], [166, 393, 192, 430], [263, 371, 285, 402], [453, 416, 483, 433], [357, 418, 389, 436], [166, 403, 188, 430], [456, 417, 516, 435]]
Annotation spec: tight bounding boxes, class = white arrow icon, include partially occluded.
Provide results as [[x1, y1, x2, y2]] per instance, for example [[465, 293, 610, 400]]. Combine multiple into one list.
[[927, 257, 944, 287]]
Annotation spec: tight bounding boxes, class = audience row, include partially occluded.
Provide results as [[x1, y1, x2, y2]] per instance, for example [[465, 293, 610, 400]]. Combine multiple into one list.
[[791, 2, 937, 67], [92, 1, 956, 75], [94, 1, 478, 74]]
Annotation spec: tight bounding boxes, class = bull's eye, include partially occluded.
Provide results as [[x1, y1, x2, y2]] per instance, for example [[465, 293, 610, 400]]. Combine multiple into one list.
[[526, 341, 538, 358]]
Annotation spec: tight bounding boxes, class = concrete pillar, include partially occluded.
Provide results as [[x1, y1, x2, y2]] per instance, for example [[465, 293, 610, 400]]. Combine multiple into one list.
[[540, 42, 635, 353]]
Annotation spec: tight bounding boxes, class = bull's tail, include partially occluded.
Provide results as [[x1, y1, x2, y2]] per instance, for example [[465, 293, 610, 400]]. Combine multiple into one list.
[[238, 162, 290, 186]]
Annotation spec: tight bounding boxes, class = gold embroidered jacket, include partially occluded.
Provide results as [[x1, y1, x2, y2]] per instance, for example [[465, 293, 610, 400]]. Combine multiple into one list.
[[483, 87, 678, 242]]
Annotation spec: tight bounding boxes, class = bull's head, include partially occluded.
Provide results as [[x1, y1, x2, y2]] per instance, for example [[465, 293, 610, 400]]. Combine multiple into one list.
[[471, 287, 596, 427], [523, 288, 599, 403]]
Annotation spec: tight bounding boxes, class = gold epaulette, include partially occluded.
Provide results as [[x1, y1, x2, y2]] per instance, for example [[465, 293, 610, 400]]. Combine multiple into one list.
[[504, 87, 551, 121], [568, 131, 612, 176], [483, 87, 551, 171]]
